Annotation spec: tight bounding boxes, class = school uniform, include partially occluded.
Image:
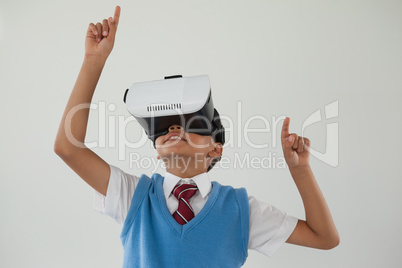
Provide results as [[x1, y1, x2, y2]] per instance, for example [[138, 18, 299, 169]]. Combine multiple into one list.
[[94, 164, 298, 267]]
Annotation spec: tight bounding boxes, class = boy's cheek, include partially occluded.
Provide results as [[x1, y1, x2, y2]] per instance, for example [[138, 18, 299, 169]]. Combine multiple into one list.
[[155, 136, 165, 145]]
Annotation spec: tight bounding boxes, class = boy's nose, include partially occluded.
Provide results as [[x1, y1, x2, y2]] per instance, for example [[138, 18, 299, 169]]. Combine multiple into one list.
[[168, 125, 182, 131]]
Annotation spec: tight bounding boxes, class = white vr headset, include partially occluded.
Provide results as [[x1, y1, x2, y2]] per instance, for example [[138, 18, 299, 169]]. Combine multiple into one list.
[[123, 75, 225, 148]]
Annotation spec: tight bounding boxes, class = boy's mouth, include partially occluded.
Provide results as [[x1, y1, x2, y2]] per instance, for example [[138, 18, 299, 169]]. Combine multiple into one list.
[[165, 133, 187, 143]]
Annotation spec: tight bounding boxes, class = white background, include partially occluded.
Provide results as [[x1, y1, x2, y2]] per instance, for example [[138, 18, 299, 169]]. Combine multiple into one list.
[[1, 0, 401, 267]]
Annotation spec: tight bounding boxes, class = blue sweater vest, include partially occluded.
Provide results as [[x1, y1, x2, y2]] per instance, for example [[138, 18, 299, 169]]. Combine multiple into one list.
[[120, 173, 250, 268]]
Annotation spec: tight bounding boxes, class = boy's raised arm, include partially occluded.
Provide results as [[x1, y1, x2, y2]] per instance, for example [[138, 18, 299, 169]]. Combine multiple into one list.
[[280, 117, 340, 249], [54, 6, 121, 196]]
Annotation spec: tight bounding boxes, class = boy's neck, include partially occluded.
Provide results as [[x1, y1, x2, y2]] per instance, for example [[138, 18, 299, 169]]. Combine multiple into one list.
[[165, 168, 207, 179], [161, 154, 211, 179]]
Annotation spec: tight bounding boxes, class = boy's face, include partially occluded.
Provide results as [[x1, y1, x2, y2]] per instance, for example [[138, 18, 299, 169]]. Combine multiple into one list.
[[155, 124, 222, 168]]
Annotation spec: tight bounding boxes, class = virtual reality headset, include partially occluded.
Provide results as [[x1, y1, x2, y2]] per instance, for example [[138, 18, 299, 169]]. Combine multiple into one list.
[[123, 75, 225, 148]]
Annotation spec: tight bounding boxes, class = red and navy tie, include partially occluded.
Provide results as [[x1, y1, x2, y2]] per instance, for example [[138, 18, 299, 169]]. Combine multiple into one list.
[[172, 183, 198, 225]]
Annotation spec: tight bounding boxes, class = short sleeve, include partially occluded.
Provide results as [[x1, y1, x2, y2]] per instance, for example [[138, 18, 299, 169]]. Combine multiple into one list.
[[248, 195, 299, 257], [93, 164, 140, 225]]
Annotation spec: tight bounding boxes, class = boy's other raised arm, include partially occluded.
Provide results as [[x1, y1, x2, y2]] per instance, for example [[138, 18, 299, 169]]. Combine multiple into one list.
[[54, 6, 121, 197], [280, 117, 340, 250]]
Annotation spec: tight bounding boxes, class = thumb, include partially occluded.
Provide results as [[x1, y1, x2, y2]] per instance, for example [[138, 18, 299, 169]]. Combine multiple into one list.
[[107, 17, 117, 41], [282, 134, 296, 158], [283, 134, 294, 149], [288, 135, 294, 145]]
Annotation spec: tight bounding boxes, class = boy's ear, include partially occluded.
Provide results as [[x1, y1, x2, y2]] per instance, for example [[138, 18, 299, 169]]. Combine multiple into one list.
[[208, 143, 223, 158]]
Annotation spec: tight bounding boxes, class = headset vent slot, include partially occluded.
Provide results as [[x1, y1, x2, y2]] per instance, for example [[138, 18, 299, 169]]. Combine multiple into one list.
[[147, 103, 182, 112]]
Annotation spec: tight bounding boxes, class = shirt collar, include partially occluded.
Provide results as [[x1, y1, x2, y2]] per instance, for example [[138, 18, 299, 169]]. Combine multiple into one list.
[[163, 171, 212, 199]]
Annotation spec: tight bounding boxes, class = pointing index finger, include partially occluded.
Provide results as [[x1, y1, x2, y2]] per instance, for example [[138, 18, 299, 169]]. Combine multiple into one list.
[[113, 6, 121, 25], [281, 117, 290, 140]]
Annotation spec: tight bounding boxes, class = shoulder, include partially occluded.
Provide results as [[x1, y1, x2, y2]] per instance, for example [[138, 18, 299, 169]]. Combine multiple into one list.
[[109, 164, 163, 181], [212, 181, 249, 205], [134, 173, 164, 190], [151, 173, 164, 179], [212, 180, 247, 194], [149, 172, 164, 182], [132, 172, 163, 181]]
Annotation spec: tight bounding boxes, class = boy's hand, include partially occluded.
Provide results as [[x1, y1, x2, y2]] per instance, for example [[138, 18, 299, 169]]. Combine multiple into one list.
[[85, 6, 121, 61], [281, 117, 311, 169]]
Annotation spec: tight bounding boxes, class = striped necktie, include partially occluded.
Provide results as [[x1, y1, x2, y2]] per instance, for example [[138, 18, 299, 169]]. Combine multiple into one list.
[[172, 183, 198, 225]]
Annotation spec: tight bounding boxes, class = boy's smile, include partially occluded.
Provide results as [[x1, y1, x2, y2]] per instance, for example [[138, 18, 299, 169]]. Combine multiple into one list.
[[155, 124, 223, 176], [155, 125, 210, 151], [164, 132, 188, 143]]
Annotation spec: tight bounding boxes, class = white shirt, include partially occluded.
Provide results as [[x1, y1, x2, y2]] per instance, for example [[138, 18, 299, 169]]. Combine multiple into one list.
[[94, 164, 299, 257]]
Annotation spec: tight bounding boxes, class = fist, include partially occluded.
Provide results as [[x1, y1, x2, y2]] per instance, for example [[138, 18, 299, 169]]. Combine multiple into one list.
[[281, 117, 311, 169], [85, 6, 121, 60]]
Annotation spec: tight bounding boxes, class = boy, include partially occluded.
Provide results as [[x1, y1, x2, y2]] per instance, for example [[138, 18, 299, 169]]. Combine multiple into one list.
[[54, 6, 339, 267]]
